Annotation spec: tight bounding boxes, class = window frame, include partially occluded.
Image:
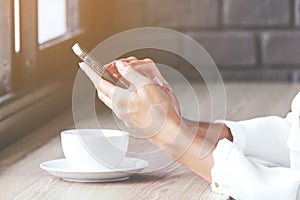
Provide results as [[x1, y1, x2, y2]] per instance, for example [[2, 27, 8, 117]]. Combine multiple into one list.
[[0, 0, 12, 97], [11, 0, 88, 91], [0, 0, 95, 150], [8, 0, 95, 96]]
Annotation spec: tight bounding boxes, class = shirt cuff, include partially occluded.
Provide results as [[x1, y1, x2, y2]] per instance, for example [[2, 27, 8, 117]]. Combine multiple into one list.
[[210, 138, 238, 199], [215, 120, 246, 152], [211, 138, 300, 200]]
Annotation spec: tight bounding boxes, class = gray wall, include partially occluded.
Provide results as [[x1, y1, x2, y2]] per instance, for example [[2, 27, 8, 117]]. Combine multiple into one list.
[[112, 0, 300, 82]]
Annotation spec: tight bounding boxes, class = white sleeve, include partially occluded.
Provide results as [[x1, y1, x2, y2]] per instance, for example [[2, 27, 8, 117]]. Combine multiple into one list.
[[288, 91, 300, 170], [211, 139, 300, 200], [216, 116, 291, 167]]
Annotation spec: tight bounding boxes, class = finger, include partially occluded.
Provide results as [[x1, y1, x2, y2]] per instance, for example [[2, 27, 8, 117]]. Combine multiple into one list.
[[97, 90, 112, 109], [79, 62, 100, 87], [128, 59, 153, 68], [143, 58, 154, 63], [96, 75, 116, 98], [153, 76, 164, 87], [119, 56, 138, 63], [128, 59, 169, 88], [115, 61, 152, 88]]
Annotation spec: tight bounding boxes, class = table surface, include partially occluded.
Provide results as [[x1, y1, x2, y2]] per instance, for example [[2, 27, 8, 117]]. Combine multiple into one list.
[[0, 83, 299, 200]]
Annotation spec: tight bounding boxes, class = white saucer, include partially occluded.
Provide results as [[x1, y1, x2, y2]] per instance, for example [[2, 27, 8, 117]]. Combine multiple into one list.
[[40, 157, 149, 183]]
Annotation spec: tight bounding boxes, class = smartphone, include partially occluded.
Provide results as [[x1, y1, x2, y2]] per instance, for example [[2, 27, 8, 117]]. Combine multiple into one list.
[[72, 43, 126, 87]]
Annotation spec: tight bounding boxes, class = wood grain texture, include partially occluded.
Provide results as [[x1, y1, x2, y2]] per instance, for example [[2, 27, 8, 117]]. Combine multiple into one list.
[[0, 83, 299, 200]]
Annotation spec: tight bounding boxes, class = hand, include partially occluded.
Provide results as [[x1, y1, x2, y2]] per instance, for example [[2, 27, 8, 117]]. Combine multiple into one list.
[[80, 59, 181, 139], [106, 57, 180, 113]]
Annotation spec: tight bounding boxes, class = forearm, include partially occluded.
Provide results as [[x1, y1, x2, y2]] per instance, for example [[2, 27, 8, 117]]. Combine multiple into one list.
[[149, 117, 232, 182]]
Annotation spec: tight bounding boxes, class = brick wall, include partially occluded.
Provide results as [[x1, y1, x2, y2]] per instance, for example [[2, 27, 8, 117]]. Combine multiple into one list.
[[112, 0, 300, 82]]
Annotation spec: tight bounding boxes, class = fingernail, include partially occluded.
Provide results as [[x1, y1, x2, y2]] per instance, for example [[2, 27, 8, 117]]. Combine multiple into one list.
[[115, 61, 125, 72], [153, 77, 164, 87]]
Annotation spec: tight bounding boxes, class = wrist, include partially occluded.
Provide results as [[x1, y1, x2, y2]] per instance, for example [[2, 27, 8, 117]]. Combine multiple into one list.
[[148, 111, 182, 148], [148, 113, 196, 160]]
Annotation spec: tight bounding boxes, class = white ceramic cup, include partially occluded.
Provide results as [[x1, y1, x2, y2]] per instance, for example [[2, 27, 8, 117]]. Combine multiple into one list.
[[61, 129, 129, 171]]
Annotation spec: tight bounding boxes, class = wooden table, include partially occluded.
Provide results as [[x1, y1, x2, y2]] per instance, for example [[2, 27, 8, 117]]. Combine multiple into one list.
[[0, 83, 299, 200]]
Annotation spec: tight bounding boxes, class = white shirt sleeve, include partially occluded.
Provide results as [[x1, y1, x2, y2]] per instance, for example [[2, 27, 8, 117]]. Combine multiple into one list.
[[288, 92, 300, 170], [211, 139, 300, 200], [216, 116, 291, 168], [211, 91, 300, 199]]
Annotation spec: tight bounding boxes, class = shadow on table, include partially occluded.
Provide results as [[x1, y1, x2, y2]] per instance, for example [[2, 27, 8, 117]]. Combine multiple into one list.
[[126, 173, 168, 183]]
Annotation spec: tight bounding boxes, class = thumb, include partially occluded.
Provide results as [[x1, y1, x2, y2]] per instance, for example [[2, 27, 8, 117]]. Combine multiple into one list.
[[115, 61, 152, 88], [79, 62, 99, 87]]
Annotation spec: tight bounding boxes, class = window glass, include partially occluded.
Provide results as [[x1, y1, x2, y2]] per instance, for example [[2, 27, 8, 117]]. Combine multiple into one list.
[[38, 0, 67, 44], [14, 0, 20, 53]]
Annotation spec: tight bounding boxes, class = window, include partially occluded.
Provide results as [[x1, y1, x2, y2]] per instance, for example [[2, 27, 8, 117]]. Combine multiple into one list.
[[0, 0, 91, 115], [0, 0, 96, 149], [0, 0, 12, 97], [10, 0, 84, 93], [38, 0, 68, 44], [14, 0, 20, 53], [37, 0, 81, 49], [0, 0, 97, 107]]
